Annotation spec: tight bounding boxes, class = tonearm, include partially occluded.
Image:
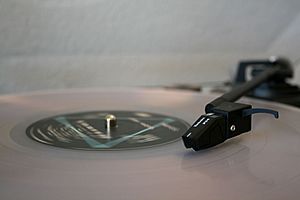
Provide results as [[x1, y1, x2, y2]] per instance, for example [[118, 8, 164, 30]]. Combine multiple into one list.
[[182, 57, 294, 150]]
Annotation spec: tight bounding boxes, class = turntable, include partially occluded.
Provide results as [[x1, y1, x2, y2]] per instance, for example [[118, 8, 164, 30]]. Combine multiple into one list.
[[1, 57, 300, 200]]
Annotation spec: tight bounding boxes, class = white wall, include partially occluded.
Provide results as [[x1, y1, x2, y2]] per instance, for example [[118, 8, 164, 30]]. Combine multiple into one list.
[[1, 0, 300, 94]]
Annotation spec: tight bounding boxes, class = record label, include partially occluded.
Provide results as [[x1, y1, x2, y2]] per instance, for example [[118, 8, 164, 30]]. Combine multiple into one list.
[[26, 111, 190, 150]]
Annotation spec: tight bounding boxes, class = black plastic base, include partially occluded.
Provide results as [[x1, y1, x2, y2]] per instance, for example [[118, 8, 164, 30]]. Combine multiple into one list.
[[248, 82, 300, 108]]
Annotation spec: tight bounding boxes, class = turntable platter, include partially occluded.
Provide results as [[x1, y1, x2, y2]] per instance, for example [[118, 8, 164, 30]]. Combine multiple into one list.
[[1, 88, 300, 200]]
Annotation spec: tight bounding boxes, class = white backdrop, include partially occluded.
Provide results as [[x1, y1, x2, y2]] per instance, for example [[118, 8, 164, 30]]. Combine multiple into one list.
[[1, 0, 300, 94]]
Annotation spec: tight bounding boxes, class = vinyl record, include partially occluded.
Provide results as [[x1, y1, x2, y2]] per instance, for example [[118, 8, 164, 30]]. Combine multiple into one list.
[[1, 88, 300, 200]]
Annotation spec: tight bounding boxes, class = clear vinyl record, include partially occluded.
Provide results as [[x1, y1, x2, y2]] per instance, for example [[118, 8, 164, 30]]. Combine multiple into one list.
[[1, 88, 300, 200]]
